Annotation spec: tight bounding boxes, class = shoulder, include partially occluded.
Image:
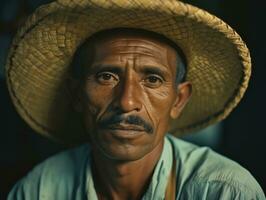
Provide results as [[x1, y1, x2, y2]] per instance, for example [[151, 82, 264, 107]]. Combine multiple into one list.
[[7, 144, 90, 200], [166, 135, 265, 199]]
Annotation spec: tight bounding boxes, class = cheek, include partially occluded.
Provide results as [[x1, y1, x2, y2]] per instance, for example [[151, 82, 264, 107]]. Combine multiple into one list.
[[83, 80, 114, 117], [144, 85, 175, 129]]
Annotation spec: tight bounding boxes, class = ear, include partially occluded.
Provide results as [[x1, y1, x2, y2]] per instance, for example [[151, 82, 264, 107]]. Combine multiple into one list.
[[65, 75, 84, 113], [170, 81, 192, 119]]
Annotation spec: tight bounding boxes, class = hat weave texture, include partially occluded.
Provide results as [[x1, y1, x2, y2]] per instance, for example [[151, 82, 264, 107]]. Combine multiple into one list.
[[6, 0, 251, 144]]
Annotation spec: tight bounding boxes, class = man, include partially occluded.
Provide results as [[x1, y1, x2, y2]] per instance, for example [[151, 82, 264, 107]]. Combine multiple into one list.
[[6, 0, 265, 199]]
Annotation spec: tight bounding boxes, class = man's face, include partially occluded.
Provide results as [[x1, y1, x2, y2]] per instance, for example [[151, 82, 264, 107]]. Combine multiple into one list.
[[78, 34, 189, 161]]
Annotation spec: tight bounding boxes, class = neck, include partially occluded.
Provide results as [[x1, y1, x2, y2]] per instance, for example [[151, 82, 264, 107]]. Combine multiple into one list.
[[91, 141, 164, 200]]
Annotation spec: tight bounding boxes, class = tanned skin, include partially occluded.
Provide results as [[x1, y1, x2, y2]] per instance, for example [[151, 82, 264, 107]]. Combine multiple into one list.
[[72, 33, 192, 200]]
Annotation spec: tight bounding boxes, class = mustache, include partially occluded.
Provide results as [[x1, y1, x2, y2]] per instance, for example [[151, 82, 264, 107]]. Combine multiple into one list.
[[98, 114, 153, 134]]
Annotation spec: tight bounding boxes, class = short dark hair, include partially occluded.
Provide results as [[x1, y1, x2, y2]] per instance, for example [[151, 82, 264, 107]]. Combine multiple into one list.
[[70, 28, 186, 84]]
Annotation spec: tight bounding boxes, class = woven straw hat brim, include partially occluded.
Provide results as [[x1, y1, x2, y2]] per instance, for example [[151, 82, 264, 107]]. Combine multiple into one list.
[[6, 0, 251, 145]]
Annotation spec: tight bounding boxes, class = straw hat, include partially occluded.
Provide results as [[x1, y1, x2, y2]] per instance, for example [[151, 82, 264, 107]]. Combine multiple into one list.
[[6, 0, 251, 145]]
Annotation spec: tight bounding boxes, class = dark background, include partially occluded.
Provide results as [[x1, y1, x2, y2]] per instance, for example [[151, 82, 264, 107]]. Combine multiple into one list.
[[1, 0, 265, 198]]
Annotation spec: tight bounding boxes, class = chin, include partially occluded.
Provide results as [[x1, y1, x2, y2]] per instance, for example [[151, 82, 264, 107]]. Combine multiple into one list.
[[96, 142, 153, 162], [89, 128, 163, 161]]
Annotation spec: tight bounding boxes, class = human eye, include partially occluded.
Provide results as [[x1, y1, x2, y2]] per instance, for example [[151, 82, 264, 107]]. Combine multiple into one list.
[[144, 74, 163, 88], [96, 72, 119, 85]]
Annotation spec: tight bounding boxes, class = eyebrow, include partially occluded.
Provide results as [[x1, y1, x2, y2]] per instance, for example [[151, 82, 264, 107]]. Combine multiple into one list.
[[141, 65, 170, 80], [89, 64, 123, 74]]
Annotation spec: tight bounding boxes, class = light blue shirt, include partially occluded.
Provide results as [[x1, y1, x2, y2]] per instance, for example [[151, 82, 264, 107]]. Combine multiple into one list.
[[8, 135, 265, 199]]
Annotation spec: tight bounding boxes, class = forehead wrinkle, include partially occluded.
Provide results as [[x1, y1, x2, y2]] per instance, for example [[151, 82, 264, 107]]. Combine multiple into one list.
[[94, 36, 175, 71], [100, 44, 166, 62], [105, 38, 168, 51], [117, 52, 160, 58], [105, 44, 166, 57]]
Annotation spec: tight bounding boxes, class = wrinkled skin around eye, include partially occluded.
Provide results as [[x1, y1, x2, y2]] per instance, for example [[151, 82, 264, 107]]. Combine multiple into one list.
[[96, 72, 119, 86], [143, 75, 163, 88]]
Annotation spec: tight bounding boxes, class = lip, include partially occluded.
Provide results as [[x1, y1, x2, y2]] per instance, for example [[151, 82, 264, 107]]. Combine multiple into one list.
[[108, 124, 145, 132], [102, 124, 145, 139]]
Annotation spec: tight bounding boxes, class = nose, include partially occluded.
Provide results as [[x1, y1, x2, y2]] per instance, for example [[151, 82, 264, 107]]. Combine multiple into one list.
[[114, 76, 142, 113]]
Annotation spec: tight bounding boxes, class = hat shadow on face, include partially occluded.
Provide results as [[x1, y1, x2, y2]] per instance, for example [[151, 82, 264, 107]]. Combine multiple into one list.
[[45, 76, 88, 146]]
